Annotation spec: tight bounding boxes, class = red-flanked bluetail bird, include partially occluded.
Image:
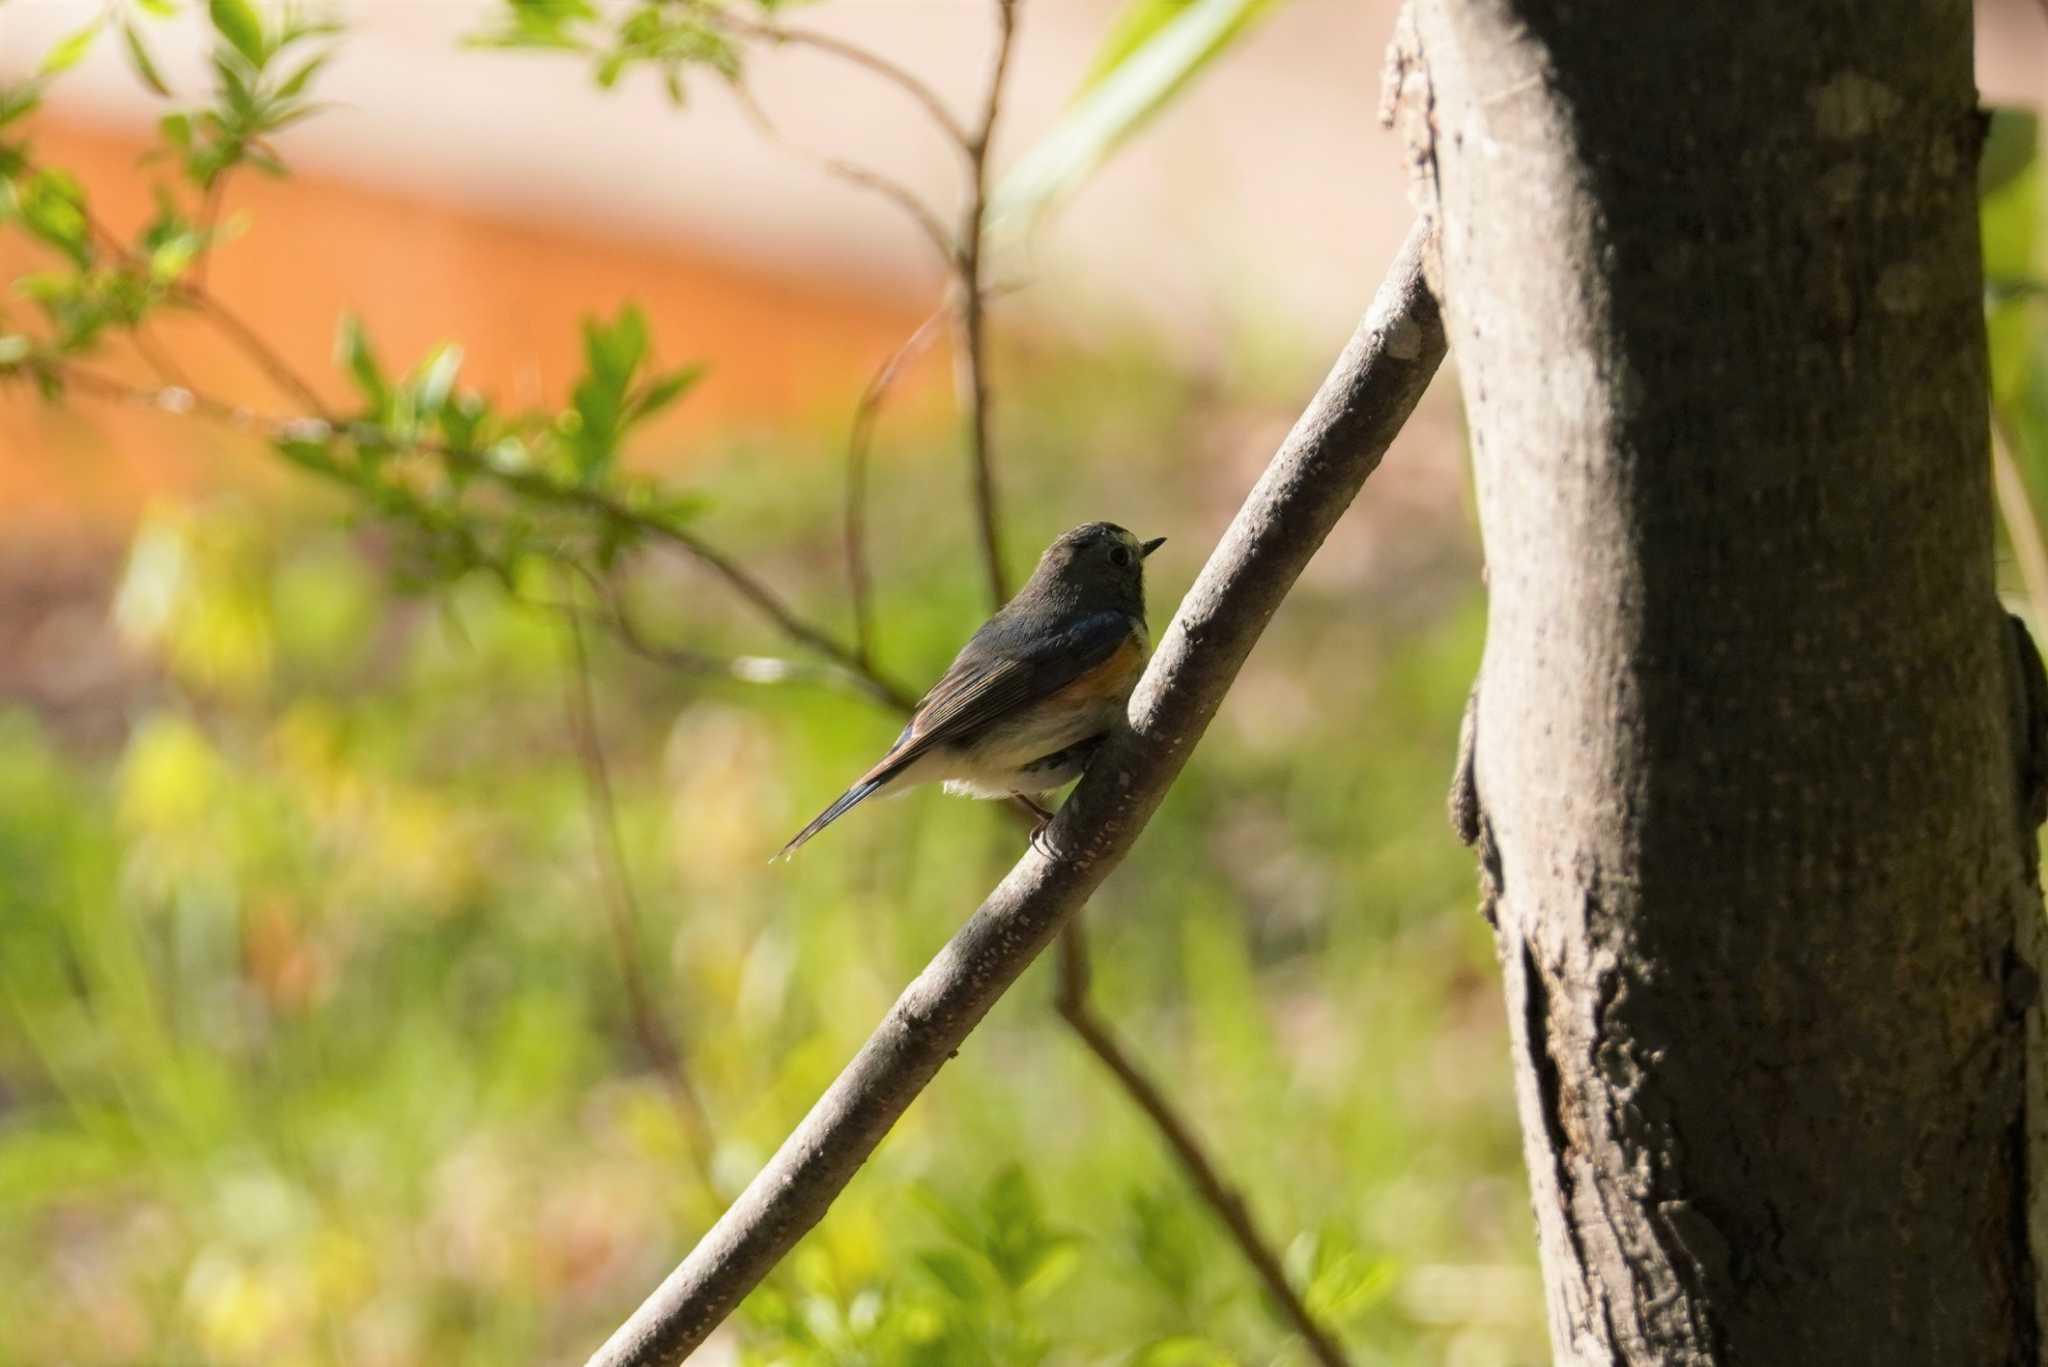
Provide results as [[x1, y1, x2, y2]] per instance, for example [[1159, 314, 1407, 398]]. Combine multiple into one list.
[[776, 522, 1166, 859]]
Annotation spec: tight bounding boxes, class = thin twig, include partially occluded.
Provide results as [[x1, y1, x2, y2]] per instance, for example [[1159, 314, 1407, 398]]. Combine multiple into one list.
[[844, 302, 950, 662], [582, 221, 1442, 1367], [717, 12, 974, 152], [172, 283, 335, 420], [128, 322, 196, 391], [1054, 923, 1349, 1366], [1020, 780, 1350, 1361], [192, 172, 230, 292], [730, 84, 955, 265], [551, 569, 881, 698], [560, 585, 717, 1170], [955, 0, 1021, 609], [1995, 414, 2048, 629]]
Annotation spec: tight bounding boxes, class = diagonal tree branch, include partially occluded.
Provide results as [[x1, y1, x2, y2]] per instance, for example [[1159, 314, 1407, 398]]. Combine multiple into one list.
[[583, 219, 1443, 1367]]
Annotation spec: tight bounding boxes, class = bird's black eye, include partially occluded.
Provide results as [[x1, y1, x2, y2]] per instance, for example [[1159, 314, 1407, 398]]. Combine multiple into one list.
[[1109, 546, 1132, 568]]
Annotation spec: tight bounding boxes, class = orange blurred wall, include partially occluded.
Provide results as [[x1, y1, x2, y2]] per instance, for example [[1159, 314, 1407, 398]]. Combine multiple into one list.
[[0, 117, 934, 533]]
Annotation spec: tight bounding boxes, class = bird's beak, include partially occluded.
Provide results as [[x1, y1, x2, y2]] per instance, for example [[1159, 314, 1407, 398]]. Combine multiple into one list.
[[1140, 536, 1166, 559]]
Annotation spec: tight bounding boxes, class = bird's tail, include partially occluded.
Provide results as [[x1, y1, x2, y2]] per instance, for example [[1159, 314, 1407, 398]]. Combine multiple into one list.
[[774, 777, 887, 861]]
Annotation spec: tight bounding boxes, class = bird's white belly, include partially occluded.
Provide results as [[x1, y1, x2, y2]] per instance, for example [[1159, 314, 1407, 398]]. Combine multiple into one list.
[[896, 695, 1123, 800]]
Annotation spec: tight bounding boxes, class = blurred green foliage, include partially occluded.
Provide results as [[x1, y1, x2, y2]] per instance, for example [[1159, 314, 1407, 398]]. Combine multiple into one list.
[[0, 340, 1531, 1363]]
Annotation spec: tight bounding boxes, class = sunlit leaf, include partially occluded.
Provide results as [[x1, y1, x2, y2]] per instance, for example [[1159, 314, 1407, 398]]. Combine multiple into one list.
[[0, 82, 43, 129], [208, 0, 268, 67], [122, 21, 175, 97], [275, 52, 329, 100], [39, 19, 105, 76], [411, 343, 464, 417], [990, 0, 1279, 237], [1134, 1336, 1234, 1367], [628, 363, 702, 424], [335, 314, 389, 412], [18, 168, 93, 268]]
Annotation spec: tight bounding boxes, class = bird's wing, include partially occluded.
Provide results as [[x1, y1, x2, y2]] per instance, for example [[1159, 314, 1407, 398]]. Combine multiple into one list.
[[774, 610, 1136, 859], [861, 609, 1135, 785]]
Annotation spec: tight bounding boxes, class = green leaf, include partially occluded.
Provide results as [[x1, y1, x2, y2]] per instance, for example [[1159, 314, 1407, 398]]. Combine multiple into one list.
[[208, 0, 268, 68], [19, 169, 92, 268], [410, 344, 464, 416], [1072, 0, 1201, 96], [628, 364, 702, 424], [914, 1248, 986, 1305], [274, 53, 329, 101], [989, 0, 1279, 237], [135, 0, 181, 17], [0, 83, 43, 130], [40, 19, 105, 76], [582, 304, 649, 385], [335, 314, 389, 412], [1134, 1336, 1233, 1367], [122, 22, 174, 97], [1016, 1237, 1081, 1305]]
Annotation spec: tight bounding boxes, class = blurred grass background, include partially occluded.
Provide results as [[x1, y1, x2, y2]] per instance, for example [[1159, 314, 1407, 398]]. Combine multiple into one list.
[[0, 332, 1539, 1364]]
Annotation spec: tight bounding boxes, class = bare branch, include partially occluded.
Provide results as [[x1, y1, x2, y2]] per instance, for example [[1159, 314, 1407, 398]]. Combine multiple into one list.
[[717, 12, 974, 152], [554, 571, 885, 699], [129, 323, 197, 392], [171, 283, 335, 421], [582, 220, 1443, 1367], [844, 302, 949, 662], [730, 84, 955, 265], [191, 173, 230, 292], [955, 0, 1022, 609], [559, 587, 717, 1169], [1055, 923, 1349, 1366]]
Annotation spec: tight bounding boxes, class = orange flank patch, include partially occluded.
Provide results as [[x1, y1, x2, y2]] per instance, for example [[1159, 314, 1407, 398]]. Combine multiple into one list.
[[1048, 634, 1146, 706]]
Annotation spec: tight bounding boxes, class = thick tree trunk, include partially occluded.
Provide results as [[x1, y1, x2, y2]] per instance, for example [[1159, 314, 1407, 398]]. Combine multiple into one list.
[[1386, 1, 2048, 1361]]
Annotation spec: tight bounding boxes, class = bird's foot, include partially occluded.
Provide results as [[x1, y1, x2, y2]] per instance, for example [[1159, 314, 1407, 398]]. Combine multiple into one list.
[[1013, 792, 1061, 859], [1012, 792, 1055, 823]]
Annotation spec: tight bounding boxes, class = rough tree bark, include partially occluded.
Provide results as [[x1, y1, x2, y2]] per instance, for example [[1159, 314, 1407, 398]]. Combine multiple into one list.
[[1386, 1, 2048, 1362]]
